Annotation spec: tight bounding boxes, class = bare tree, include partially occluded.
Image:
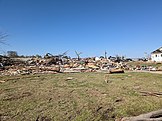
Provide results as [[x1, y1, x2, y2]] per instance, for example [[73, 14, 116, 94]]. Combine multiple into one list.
[[0, 32, 8, 45], [0, 32, 8, 54], [58, 50, 69, 58], [75, 51, 82, 60]]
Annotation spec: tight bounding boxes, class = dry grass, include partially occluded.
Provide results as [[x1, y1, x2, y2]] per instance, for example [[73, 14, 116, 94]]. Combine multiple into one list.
[[127, 61, 162, 68], [1, 72, 162, 121]]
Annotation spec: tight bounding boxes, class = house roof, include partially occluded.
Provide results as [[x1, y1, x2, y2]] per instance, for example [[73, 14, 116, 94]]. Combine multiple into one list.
[[151, 47, 162, 54]]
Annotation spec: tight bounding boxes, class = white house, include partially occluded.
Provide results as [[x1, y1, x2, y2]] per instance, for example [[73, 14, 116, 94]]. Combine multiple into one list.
[[151, 47, 162, 62]]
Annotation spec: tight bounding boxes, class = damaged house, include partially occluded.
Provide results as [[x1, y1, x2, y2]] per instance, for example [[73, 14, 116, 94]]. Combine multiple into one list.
[[151, 47, 162, 62]]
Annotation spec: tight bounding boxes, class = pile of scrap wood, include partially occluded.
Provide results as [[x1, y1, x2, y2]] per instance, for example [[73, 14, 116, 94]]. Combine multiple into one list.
[[0, 55, 13, 67], [0, 54, 130, 76], [0, 65, 60, 76]]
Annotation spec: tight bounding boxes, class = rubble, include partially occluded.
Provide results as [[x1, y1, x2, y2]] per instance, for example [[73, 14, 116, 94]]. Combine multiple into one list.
[[0, 53, 161, 76]]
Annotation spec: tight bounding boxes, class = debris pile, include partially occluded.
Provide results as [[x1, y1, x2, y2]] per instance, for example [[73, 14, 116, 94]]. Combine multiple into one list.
[[1, 53, 161, 76]]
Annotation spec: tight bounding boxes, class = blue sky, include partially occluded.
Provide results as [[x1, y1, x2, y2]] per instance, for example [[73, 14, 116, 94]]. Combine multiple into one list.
[[0, 0, 162, 58]]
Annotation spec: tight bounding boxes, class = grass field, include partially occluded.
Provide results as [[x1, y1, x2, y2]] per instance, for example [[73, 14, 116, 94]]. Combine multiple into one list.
[[1, 72, 162, 121], [127, 61, 162, 68]]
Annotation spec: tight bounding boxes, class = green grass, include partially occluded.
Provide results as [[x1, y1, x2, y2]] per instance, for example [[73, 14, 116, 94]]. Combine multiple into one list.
[[127, 61, 162, 68], [1, 72, 162, 121]]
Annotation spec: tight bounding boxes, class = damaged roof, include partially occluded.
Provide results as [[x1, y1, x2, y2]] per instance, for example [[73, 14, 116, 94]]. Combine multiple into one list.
[[151, 47, 162, 54]]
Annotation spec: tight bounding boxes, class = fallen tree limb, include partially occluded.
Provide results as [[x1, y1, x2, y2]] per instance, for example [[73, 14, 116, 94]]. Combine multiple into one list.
[[139, 91, 162, 97], [121, 109, 162, 121]]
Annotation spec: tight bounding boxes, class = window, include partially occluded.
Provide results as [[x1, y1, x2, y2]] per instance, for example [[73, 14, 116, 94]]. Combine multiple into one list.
[[155, 55, 157, 57]]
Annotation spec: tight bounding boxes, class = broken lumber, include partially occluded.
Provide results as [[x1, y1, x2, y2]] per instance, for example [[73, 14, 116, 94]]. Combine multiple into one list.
[[139, 91, 162, 97], [109, 69, 124, 74], [39, 66, 60, 72], [121, 109, 162, 121]]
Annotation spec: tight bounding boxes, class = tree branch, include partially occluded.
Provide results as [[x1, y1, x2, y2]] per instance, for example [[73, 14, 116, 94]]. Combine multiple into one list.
[[0, 32, 8, 45]]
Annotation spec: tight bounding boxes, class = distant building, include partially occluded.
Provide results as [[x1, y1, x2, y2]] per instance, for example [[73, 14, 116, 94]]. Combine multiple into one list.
[[151, 47, 162, 62]]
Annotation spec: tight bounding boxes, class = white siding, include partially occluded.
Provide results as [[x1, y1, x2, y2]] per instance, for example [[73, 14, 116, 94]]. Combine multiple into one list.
[[151, 53, 162, 62]]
